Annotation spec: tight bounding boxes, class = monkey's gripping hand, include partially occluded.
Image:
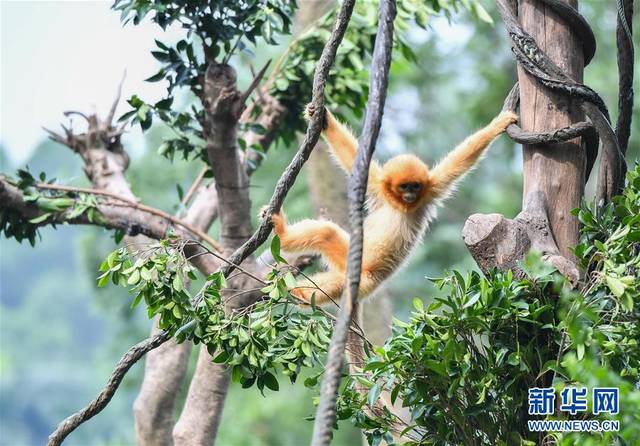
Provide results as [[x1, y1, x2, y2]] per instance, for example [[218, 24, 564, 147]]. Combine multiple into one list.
[[304, 103, 329, 130], [488, 111, 518, 136]]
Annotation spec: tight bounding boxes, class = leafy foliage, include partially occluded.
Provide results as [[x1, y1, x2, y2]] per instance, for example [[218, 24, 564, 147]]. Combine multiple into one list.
[[337, 164, 640, 445], [1, 170, 101, 246], [97, 236, 336, 393], [92, 165, 639, 444], [115, 0, 493, 160], [114, 0, 296, 69], [265, 0, 493, 146], [114, 0, 297, 161]]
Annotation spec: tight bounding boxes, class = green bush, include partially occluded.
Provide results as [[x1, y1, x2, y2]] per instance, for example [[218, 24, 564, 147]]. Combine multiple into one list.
[[339, 164, 640, 446]]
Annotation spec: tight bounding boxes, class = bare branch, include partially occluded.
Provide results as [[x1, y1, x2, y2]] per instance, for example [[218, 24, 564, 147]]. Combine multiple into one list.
[[33, 182, 222, 252], [47, 331, 171, 446], [236, 59, 272, 117], [181, 166, 208, 206], [63, 110, 91, 122], [106, 71, 127, 126]]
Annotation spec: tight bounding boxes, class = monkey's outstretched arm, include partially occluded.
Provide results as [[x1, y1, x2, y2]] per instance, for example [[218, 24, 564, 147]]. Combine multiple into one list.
[[306, 105, 382, 194], [430, 111, 517, 199]]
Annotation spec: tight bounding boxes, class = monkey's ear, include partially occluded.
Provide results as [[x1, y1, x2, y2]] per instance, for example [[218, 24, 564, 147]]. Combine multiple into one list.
[[304, 103, 328, 130]]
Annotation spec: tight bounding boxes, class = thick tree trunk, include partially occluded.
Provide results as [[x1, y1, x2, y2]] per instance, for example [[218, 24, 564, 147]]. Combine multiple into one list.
[[133, 183, 218, 446], [173, 63, 260, 446], [464, 0, 586, 276], [518, 0, 585, 259]]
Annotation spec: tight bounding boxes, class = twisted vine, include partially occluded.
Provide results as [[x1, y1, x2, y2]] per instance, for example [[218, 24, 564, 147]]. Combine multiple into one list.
[[497, 0, 633, 203]]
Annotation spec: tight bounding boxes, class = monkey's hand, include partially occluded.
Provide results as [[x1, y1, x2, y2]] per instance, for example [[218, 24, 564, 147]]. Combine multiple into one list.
[[304, 103, 329, 130], [489, 111, 518, 134]]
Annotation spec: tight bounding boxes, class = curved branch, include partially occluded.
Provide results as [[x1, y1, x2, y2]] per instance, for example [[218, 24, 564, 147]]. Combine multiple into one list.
[[615, 0, 634, 158], [496, 0, 624, 203], [310, 1, 396, 444], [47, 331, 171, 446], [34, 182, 222, 252]]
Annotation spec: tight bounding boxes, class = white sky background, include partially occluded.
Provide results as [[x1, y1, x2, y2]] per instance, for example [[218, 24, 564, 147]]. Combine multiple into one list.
[[1, 0, 180, 166], [0, 1, 473, 167]]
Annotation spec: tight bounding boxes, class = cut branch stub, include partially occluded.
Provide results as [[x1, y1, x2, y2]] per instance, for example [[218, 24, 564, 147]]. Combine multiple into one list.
[[462, 191, 579, 286]]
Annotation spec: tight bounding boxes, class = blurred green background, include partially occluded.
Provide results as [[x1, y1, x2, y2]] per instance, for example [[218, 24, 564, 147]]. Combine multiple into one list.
[[0, 1, 638, 445]]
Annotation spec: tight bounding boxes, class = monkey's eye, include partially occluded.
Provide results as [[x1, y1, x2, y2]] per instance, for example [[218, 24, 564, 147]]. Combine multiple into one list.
[[398, 182, 422, 193]]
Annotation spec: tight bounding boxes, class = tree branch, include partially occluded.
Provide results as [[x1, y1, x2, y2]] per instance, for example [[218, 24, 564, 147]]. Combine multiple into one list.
[[1, 177, 170, 241], [47, 331, 171, 446], [33, 182, 222, 252]]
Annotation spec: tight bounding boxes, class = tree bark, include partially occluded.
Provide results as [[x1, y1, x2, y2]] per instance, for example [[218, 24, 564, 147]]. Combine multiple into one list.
[[173, 63, 260, 446], [133, 184, 218, 446], [464, 0, 587, 277], [518, 0, 585, 260]]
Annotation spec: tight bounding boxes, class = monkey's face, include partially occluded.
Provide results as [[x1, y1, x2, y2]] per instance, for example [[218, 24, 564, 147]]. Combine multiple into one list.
[[381, 154, 433, 211], [397, 182, 423, 203]]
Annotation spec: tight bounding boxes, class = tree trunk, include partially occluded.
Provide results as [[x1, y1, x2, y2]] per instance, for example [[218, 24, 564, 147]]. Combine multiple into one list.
[[133, 183, 218, 446], [518, 0, 585, 259], [463, 0, 586, 276], [173, 63, 260, 446]]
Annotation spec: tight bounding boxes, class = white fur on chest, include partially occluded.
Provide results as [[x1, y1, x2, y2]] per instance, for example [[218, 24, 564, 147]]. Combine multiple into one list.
[[363, 202, 437, 269]]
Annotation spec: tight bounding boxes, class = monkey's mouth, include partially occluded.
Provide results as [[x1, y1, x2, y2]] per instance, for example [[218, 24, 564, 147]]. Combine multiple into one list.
[[402, 192, 418, 203]]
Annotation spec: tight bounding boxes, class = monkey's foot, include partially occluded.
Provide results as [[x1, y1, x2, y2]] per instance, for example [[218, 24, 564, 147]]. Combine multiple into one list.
[[304, 103, 328, 130], [259, 206, 286, 235], [271, 213, 286, 235], [290, 287, 312, 305]]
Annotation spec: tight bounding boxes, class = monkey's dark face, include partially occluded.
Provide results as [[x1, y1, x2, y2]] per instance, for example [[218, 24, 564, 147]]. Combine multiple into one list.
[[381, 154, 433, 211], [396, 182, 423, 203]]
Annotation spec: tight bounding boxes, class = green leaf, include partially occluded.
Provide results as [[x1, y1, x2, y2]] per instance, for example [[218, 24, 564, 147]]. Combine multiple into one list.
[[127, 269, 141, 285], [29, 213, 51, 224], [173, 274, 184, 292], [263, 372, 279, 391], [473, 3, 494, 24], [270, 235, 287, 264], [283, 272, 297, 289], [424, 359, 447, 377], [367, 383, 382, 407], [97, 272, 110, 288], [605, 275, 626, 297], [463, 292, 481, 309]]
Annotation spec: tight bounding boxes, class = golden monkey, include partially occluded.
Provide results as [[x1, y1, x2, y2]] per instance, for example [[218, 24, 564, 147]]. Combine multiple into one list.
[[269, 105, 517, 305]]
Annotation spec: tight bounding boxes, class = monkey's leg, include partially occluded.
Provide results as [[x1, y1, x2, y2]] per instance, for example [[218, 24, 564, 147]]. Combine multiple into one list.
[[430, 111, 518, 196], [291, 270, 345, 306], [291, 270, 382, 307], [272, 214, 349, 271]]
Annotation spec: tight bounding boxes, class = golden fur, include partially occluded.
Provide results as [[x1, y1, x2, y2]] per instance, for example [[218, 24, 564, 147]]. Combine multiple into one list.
[[269, 107, 517, 305]]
